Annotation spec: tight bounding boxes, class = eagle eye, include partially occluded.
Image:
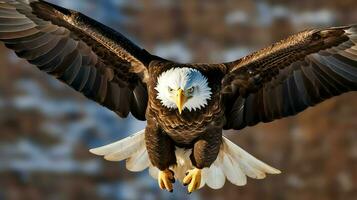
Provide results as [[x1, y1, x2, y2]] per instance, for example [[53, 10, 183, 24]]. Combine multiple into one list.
[[187, 87, 194, 94]]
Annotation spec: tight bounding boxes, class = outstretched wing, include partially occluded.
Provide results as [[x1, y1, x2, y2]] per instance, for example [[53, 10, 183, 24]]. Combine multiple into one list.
[[0, 0, 154, 120], [222, 25, 357, 130]]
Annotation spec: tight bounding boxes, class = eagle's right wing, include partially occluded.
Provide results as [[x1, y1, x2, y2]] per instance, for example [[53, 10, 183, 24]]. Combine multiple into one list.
[[0, 0, 155, 120], [222, 25, 357, 130]]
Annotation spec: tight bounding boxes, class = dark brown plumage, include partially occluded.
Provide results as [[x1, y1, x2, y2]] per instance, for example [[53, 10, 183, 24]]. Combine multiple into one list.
[[1, 0, 151, 120], [1, 0, 357, 193], [146, 61, 226, 169], [222, 26, 357, 130]]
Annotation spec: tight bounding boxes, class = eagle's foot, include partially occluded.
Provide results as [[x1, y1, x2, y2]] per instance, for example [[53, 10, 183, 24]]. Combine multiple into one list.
[[158, 169, 175, 192], [183, 168, 201, 193]]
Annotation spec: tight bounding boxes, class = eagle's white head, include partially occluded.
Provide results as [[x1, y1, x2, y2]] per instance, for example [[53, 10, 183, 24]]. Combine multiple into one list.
[[155, 67, 212, 114]]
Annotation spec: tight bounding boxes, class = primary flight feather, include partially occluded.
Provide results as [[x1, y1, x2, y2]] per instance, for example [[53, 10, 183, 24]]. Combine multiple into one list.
[[0, 0, 356, 193]]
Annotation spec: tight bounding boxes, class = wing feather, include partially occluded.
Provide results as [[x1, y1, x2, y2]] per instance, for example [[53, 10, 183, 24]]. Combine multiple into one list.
[[0, 0, 155, 120], [223, 25, 357, 130]]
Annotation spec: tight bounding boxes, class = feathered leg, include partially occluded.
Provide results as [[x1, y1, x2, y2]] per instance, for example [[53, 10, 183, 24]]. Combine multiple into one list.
[[145, 118, 177, 192], [184, 130, 222, 193]]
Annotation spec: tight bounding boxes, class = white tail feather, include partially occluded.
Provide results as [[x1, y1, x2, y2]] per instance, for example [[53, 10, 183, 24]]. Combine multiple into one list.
[[221, 153, 247, 186], [90, 130, 144, 158], [203, 163, 226, 189], [89, 129, 149, 172], [126, 147, 150, 172], [90, 130, 281, 189]]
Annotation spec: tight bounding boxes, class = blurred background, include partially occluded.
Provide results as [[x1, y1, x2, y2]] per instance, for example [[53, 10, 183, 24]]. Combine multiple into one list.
[[0, 0, 357, 199]]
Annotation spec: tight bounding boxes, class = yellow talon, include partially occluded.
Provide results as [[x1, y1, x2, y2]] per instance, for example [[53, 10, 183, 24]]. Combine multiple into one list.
[[158, 169, 175, 192], [183, 168, 202, 193]]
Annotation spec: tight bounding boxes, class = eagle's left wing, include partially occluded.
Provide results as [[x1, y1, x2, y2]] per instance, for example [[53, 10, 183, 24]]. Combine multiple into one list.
[[222, 25, 357, 130]]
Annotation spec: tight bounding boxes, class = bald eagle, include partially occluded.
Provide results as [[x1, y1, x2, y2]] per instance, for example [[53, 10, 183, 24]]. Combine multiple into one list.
[[1, 0, 357, 193]]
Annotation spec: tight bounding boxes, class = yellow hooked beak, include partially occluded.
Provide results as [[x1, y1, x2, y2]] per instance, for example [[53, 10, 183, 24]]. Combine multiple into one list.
[[176, 89, 187, 114]]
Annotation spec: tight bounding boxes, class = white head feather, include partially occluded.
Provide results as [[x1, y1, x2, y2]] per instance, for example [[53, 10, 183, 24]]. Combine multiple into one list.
[[155, 67, 212, 112]]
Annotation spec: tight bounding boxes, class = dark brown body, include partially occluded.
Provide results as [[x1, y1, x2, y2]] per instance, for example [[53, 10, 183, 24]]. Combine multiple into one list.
[[145, 60, 227, 170]]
